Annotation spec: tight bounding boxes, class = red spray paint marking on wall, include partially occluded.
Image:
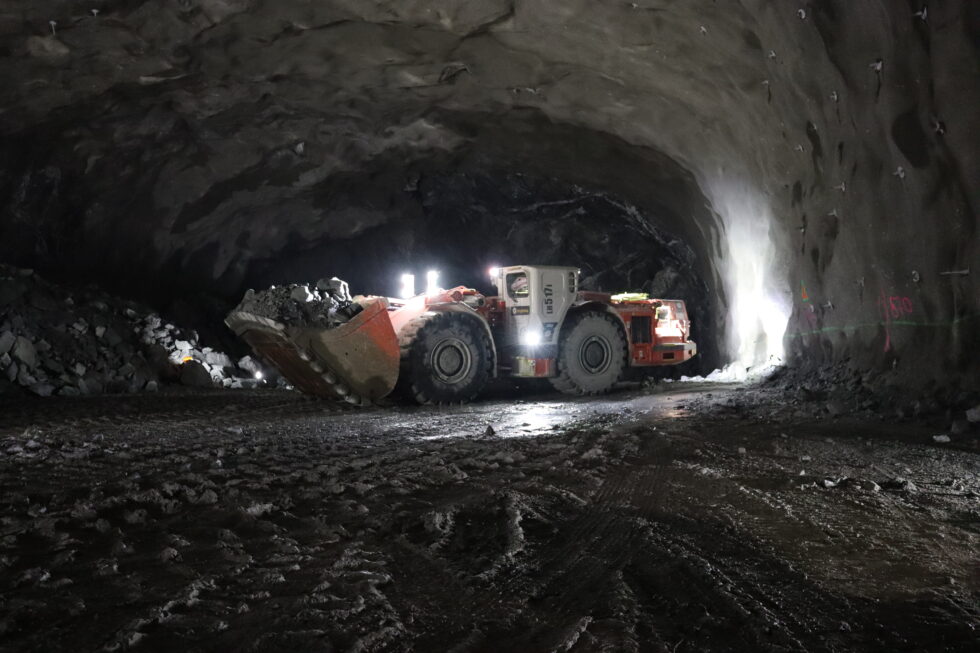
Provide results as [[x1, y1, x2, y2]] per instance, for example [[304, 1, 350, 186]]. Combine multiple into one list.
[[876, 291, 914, 352], [798, 281, 818, 330]]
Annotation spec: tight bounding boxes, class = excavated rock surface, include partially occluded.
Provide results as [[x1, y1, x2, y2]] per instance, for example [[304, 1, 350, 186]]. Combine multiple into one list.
[[0, 1, 977, 386], [0, 265, 253, 396]]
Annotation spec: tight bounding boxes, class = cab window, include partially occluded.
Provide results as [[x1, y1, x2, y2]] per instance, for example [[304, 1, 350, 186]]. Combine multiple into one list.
[[507, 272, 529, 299]]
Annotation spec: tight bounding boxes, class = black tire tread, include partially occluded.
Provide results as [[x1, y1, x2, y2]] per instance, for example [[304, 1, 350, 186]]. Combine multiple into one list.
[[396, 312, 493, 405], [550, 311, 627, 396]]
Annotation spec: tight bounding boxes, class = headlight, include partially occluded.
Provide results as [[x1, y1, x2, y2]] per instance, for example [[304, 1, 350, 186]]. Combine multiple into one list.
[[522, 330, 541, 346]]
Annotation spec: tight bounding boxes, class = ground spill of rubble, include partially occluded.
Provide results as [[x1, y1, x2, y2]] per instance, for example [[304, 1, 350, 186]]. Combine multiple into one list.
[[0, 265, 268, 397], [0, 383, 976, 652]]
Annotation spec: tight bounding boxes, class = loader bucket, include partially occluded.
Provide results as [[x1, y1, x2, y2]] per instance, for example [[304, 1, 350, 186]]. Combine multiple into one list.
[[225, 297, 400, 406]]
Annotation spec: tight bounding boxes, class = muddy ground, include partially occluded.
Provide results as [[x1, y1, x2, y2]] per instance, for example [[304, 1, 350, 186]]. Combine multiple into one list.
[[0, 383, 977, 652]]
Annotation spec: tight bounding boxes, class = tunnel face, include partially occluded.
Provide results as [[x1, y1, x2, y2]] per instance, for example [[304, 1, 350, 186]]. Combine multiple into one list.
[[1, 0, 978, 389]]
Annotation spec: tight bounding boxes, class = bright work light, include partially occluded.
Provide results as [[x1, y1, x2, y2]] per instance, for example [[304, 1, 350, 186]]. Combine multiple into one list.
[[400, 273, 415, 299], [426, 270, 439, 294]]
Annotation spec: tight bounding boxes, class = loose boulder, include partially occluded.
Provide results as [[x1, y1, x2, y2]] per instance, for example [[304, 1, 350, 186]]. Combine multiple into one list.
[[179, 360, 213, 388]]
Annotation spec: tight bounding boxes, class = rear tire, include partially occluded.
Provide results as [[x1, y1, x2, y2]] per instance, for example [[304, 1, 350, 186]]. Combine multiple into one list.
[[550, 311, 627, 395], [399, 312, 493, 405]]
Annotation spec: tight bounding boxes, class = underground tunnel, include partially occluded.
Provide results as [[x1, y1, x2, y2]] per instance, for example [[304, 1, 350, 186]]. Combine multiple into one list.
[[0, 1, 978, 651]]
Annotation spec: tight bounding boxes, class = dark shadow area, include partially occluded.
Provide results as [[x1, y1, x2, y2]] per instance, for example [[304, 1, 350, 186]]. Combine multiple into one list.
[[0, 105, 727, 372]]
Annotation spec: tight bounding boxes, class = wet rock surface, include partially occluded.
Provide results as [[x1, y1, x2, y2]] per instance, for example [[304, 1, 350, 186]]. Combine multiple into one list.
[[678, 362, 980, 441], [0, 265, 254, 396], [0, 384, 976, 651]]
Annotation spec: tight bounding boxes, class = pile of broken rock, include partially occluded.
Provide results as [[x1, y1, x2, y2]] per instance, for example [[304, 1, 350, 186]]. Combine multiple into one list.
[[0, 265, 256, 397], [232, 277, 362, 328]]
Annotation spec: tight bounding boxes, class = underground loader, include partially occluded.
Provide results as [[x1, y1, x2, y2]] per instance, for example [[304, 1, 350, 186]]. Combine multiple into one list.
[[225, 265, 697, 407]]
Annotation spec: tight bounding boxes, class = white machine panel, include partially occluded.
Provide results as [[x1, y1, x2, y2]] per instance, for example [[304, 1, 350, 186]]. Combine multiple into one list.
[[497, 265, 578, 346]]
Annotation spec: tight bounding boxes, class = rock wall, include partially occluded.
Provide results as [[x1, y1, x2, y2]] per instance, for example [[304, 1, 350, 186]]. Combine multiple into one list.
[[0, 1, 976, 389]]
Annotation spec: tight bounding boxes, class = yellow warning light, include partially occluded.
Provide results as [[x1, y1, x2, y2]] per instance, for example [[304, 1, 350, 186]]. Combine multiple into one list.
[[181, 356, 194, 363]]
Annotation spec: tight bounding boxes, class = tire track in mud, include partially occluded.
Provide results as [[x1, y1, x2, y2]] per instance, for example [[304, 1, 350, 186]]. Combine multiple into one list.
[[636, 519, 831, 651], [0, 393, 340, 438], [460, 450, 678, 651], [621, 450, 853, 652], [521, 470, 664, 650], [365, 427, 651, 650], [431, 429, 712, 650], [519, 446, 757, 652], [384, 536, 483, 649], [461, 430, 903, 653], [618, 428, 979, 653], [3, 389, 977, 652]]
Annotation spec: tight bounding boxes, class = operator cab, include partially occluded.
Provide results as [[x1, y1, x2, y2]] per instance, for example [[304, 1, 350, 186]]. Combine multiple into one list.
[[489, 265, 579, 375], [490, 265, 579, 345]]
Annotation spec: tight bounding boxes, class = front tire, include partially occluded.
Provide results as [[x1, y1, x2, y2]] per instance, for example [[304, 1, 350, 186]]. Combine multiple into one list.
[[550, 311, 627, 395], [399, 312, 493, 405]]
